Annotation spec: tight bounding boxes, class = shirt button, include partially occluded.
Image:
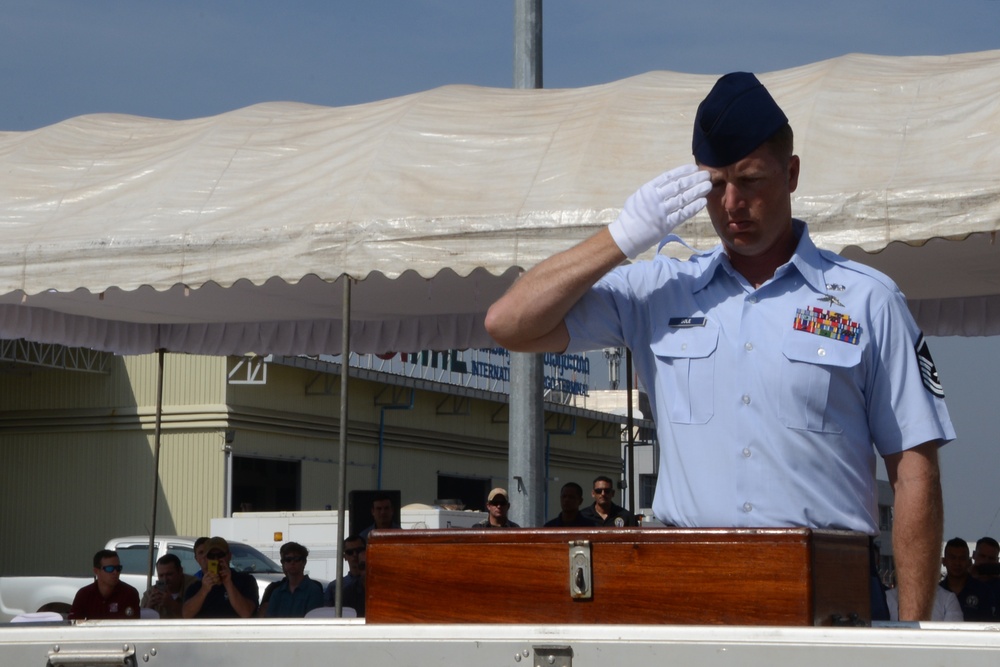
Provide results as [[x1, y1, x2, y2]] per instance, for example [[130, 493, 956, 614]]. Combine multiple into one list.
[[744, 342, 753, 352], [743, 502, 753, 513], [742, 447, 751, 458], [817, 347, 826, 357], [749, 296, 758, 304], [742, 394, 751, 405], [681, 343, 687, 351]]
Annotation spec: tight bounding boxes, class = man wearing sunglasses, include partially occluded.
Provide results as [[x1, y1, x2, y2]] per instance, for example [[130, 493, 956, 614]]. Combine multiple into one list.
[[473, 488, 521, 528], [580, 476, 638, 528], [182, 536, 258, 618], [324, 534, 368, 616], [263, 542, 324, 618], [68, 549, 140, 620]]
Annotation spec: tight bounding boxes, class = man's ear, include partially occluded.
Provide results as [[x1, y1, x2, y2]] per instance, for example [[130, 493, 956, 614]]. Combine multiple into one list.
[[787, 155, 800, 193]]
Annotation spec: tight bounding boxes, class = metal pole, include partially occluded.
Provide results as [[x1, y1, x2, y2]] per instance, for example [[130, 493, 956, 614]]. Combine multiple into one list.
[[334, 276, 351, 616], [509, 0, 544, 527], [513, 0, 542, 89], [626, 349, 636, 513], [146, 349, 165, 592], [509, 354, 546, 527]]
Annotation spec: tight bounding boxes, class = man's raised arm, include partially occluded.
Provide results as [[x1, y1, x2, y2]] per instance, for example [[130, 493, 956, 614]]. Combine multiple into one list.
[[485, 164, 711, 353]]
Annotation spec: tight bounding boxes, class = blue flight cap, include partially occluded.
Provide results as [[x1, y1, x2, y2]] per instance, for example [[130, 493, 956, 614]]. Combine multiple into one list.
[[692, 72, 788, 167]]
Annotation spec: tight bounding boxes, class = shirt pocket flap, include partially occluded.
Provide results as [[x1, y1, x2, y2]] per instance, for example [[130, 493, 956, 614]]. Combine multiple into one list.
[[651, 324, 719, 360], [781, 332, 862, 368]]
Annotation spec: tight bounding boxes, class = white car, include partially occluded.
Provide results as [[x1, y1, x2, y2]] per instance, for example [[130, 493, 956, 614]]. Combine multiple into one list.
[[0, 535, 286, 621]]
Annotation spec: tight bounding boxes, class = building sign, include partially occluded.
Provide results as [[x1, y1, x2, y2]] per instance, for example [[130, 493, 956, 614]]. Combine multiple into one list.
[[348, 348, 590, 398]]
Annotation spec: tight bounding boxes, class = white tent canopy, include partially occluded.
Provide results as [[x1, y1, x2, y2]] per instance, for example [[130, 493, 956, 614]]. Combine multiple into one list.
[[1, 50, 998, 355]]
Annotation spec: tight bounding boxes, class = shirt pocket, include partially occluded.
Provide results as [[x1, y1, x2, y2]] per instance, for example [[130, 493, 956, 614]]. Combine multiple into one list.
[[650, 324, 719, 424], [779, 332, 862, 433]]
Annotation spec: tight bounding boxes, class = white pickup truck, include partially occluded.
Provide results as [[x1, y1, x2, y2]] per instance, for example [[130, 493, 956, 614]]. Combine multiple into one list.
[[0, 535, 284, 622]]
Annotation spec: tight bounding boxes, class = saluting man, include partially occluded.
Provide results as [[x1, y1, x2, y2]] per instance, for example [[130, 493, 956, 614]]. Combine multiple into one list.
[[486, 72, 954, 622]]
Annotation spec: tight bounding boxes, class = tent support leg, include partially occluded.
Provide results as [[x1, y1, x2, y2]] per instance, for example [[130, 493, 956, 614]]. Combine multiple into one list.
[[146, 348, 166, 592], [334, 277, 351, 617]]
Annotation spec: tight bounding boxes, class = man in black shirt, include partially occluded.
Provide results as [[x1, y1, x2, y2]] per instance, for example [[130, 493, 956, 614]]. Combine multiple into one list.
[[580, 476, 638, 527], [544, 482, 597, 527]]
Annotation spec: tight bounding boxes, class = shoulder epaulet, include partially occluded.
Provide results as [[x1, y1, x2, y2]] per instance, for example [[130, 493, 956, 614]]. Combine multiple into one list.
[[816, 247, 903, 295]]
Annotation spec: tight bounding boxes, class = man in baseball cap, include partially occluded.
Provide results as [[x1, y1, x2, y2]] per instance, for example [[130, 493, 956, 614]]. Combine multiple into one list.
[[182, 536, 259, 618], [473, 488, 520, 528]]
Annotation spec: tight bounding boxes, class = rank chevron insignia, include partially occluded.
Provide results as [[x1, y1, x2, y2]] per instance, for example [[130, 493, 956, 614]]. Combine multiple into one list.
[[915, 334, 945, 398]]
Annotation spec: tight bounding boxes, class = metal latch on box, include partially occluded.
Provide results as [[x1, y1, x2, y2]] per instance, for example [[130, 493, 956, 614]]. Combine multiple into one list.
[[48, 644, 137, 666], [568, 541, 592, 599]]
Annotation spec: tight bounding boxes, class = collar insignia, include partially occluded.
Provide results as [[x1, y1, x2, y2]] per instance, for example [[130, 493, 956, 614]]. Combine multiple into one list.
[[818, 294, 845, 308]]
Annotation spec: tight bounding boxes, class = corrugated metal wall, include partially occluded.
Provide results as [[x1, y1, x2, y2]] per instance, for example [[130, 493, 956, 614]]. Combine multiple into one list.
[[0, 429, 224, 576], [0, 432, 145, 576], [0, 353, 229, 575]]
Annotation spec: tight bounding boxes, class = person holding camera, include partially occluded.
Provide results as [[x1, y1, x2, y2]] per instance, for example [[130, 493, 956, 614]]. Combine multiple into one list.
[[140, 553, 196, 619], [182, 536, 258, 618]]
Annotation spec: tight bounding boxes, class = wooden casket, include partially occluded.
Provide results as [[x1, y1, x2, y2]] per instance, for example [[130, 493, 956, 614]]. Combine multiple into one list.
[[365, 527, 870, 626]]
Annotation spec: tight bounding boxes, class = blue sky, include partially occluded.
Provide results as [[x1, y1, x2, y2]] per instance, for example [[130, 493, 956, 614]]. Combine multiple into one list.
[[2, 1, 999, 539], [4, 2, 1000, 130]]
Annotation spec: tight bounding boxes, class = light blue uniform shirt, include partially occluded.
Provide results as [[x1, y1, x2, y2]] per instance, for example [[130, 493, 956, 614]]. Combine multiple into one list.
[[566, 221, 954, 535]]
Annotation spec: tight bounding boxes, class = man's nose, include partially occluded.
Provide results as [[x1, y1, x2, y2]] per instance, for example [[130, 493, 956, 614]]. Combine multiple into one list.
[[721, 182, 747, 212]]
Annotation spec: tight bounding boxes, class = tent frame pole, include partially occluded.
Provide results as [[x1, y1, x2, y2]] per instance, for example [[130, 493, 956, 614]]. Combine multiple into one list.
[[145, 349, 166, 592], [334, 277, 351, 616]]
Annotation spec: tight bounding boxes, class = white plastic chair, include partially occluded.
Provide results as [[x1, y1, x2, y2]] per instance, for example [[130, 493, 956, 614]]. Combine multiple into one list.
[[10, 611, 65, 623]]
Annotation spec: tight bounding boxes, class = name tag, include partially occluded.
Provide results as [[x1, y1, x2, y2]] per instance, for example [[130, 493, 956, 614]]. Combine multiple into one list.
[[668, 317, 707, 328]]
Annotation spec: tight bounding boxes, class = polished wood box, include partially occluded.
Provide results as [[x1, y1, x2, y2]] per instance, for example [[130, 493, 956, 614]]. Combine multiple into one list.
[[365, 527, 870, 626]]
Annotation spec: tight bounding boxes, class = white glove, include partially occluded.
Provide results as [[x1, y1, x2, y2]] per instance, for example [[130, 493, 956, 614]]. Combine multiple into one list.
[[608, 164, 712, 259]]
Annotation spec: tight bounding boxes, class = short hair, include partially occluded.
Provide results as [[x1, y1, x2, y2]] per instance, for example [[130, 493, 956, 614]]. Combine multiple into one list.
[[371, 491, 393, 507], [945, 537, 969, 553], [157, 553, 182, 570], [592, 475, 614, 488], [562, 482, 583, 496], [280, 542, 309, 559], [976, 537, 1000, 551], [762, 123, 794, 162], [93, 549, 118, 568], [344, 534, 366, 549], [194, 536, 210, 550]]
